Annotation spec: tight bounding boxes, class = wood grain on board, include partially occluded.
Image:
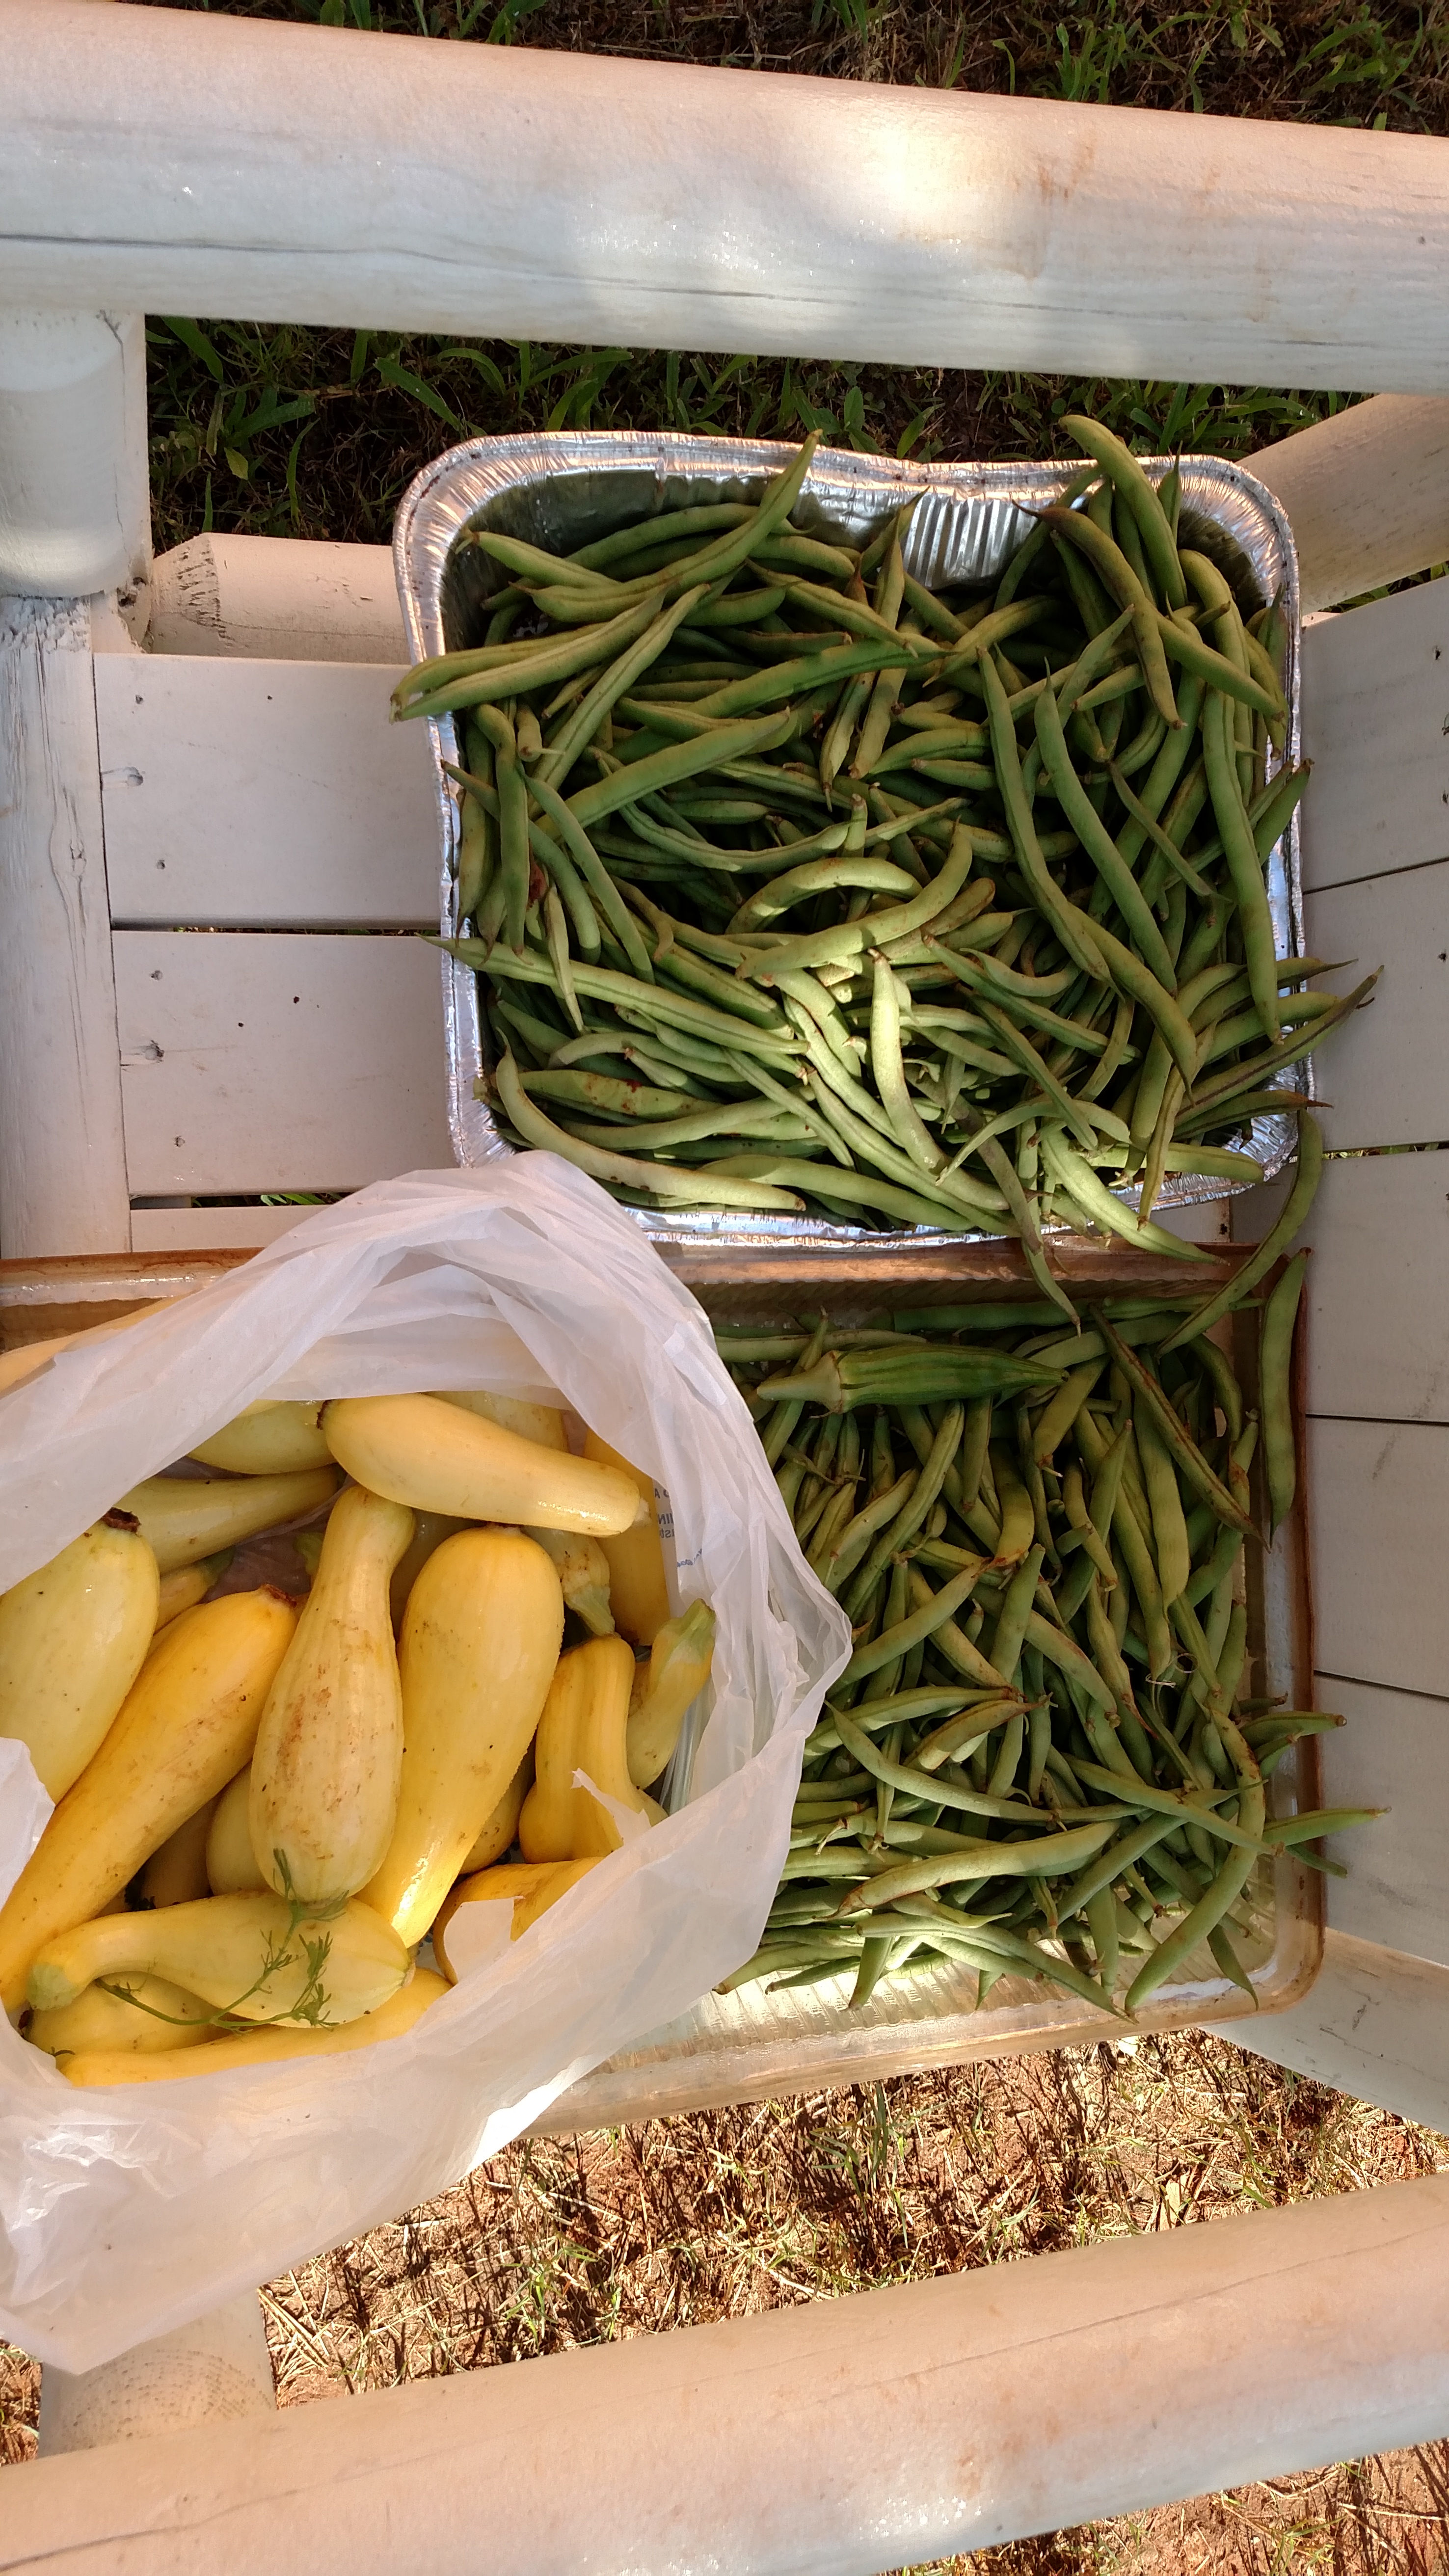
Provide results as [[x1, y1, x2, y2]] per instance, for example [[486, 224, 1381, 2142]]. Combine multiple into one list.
[[96, 656, 438, 929], [1314, 1674, 1449, 1970], [1304, 859, 1449, 1150], [113, 930, 451, 1196], [1299, 581, 1449, 892], [1217, 1931, 1449, 2137], [1302, 1149, 1449, 1424], [0, 600, 131, 1259], [1307, 1414, 1449, 1702]]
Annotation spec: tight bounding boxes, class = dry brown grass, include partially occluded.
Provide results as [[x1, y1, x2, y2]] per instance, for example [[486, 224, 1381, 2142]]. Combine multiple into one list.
[[249, 2033, 1449, 2569], [5, 2031, 1448, 2561], [257, 2033, 1443, 2394]]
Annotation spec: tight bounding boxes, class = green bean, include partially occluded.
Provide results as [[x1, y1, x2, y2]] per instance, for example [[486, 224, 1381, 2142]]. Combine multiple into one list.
[[1157, 612, 1283, 726], [1096, 1312, 1255, 1540], [1033, 686, 1177, 988], [1260, 1249, 1308, 1534], [834, 1706, 1053, 1825], [1086, 918, 1197, 1085], [490, 1049, 804, 1211], [564, 708, 793, 832], [1058, 418, 1187, 612], [457, 942, 798, 1062], [1125, 1780, 1266, 2011], [1133, 1396, 1192, 1604], [1038, 1132, 1211, 1265], [1044, 508, 1180, 726], [481, 730, 529, 953], [1202, 690, 1280, 1044], [986, 1543, 1045, 1686], [521, 771, 656, 979], [869, 957, 944, 1176], [838, 1561, 987, 1688], [399, 590, 669, 719], [740, 828, 975, 981], [453, 728, 496, 926], [1162, 1113, 1323, 1352], [838, 1819, 1120, 1913], [978, 653, 1107, 982], [533, 586, 710, 791], [731, 855, 914, 934]]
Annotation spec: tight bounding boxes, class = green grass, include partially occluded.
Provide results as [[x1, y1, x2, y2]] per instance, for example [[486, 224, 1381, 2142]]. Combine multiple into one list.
[[143, 0, 1447, 554]]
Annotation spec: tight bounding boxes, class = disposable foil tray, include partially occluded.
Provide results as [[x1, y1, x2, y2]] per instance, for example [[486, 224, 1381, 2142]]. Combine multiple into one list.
[[394, 433, 1304, 1259]]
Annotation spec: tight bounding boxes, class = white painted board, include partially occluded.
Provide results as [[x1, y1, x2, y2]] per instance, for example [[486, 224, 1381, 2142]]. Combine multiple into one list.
[[1300, 582, 1449, 893], [1150, 1199, 1230, 1246], [113, 932, 452, 1195], [1304, 858, 1449, 1148], [96, 657, 439, 929], [1218, 1930, 1449, 2136], [0, 599, 131, 1260], [1307, 1415, 1449, 1701], [1253, 400, 1449, 615], [149, 536, 408, 665], [1304, 1148, 1449, 1423], [129, 1205, 320, 1253], [1315, 1674, 1449, 1969], [9, 3, 1449, 391]]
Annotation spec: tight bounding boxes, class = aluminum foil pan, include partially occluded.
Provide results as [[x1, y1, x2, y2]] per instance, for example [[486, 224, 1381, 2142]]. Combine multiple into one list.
[[394, 433, 1303, 1255]]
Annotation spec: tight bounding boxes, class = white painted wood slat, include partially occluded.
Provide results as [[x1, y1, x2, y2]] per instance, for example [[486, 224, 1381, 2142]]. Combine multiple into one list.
[[1253, 402, 1449, 615], [1304, 859, 1449, 1148], [1307, 1415, 1449, 1701], [9, 4, 1449, 391], [128, 1206, 315, 1254], [0, 598, 132, 1260], [1315, 1674, 1449, 1969], [1303, 1149, 1449, 1423], [1299, 582, 1449, 893], [96, 657, 438, 929], [113, 932, 452, 1196], [1215, 1931, 1449, 2137]]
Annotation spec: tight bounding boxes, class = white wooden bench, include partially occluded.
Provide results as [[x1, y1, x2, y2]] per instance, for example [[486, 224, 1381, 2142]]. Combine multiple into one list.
[[4, 3, 1449, 2559]]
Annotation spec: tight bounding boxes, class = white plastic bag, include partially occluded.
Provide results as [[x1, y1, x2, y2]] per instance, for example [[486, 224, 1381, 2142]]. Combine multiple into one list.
[[0, 1160, 849, 2369]]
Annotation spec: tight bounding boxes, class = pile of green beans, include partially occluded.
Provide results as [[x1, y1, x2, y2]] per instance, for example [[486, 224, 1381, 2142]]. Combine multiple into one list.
[[716, 1259, 1372, 2020], [403, 417, 1374, 1301]]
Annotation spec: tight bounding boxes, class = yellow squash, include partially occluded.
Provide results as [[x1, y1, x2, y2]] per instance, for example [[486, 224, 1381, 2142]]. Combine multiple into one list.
[[119, 1466, 340, 1574], [524, 1526, 614, 1635], [138, 1795, 219, 1907], [388, 1510, 467, 1633], [518, 1634, 651, 1861], [432, 1390, 567, 1450], [626, 1601, 717, 1788], [249, 1485, 414, 1907], [0, 1514, 160, 1799], [154, 1550, 232, 1630], [511, 1856, 601, 1935], [28, 1974, 216, 2059], [206, 1765, 268, 1895], [0, 1587, 297, 2016], [324, 1395, 641, 1537], [459, 1744, 533, 1874], [362, 1529, 563, 1945], [432, 1858, 600, 1977], [190, 1399, 332, 1476], [0, 1300, 174, 1403], [581, 1430, 671, 1645], [61, 1969, 448, 2087], [28, 1890, 408, 2025]]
